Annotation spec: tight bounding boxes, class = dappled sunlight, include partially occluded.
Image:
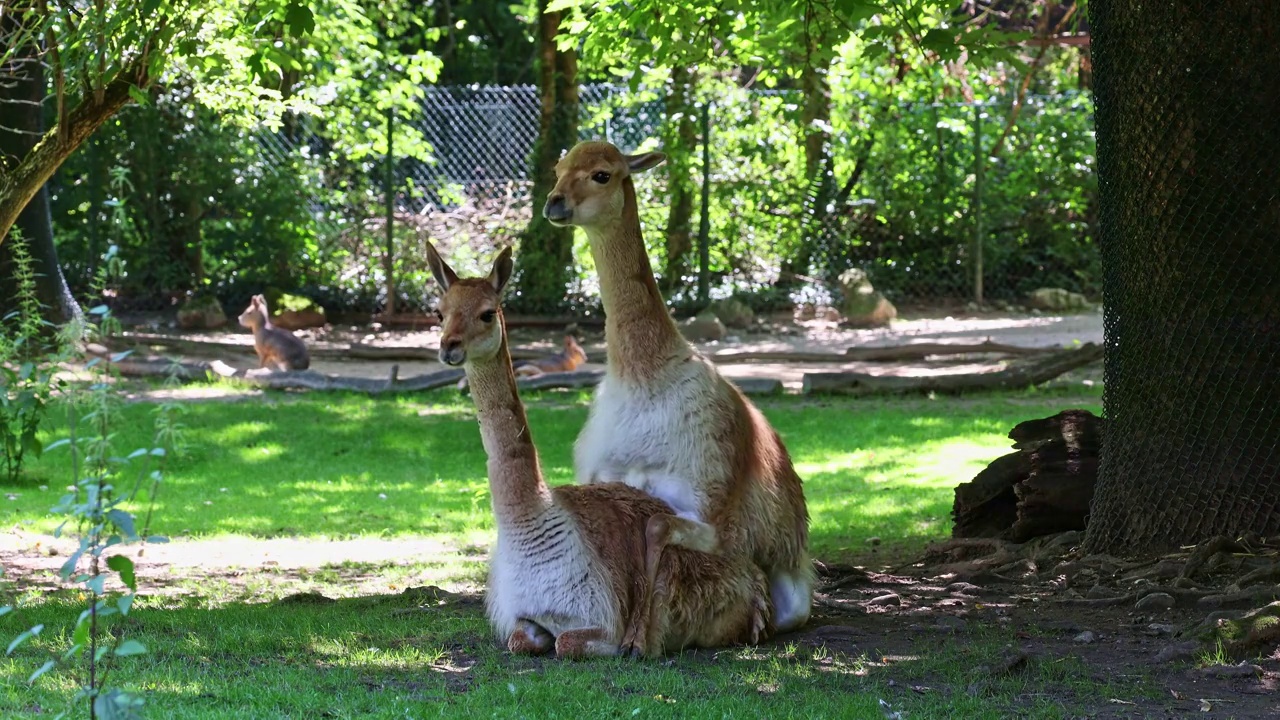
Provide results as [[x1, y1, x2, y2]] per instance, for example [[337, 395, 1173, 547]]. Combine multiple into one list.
[[4, 395, 1099, 563]]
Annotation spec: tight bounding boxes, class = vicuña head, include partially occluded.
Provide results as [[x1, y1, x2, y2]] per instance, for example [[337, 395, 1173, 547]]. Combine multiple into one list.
[[427, 244, 513, 367], [543, 141, 665, 231]]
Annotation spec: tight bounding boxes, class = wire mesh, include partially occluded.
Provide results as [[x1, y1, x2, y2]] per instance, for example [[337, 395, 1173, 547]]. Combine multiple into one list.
[[1082, 0, 1280, 554]]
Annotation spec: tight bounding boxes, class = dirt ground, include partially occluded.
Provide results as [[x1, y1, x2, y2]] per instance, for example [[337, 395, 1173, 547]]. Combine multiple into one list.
[[116, 308, 1105, 396], [4, 527, 1277, 718]]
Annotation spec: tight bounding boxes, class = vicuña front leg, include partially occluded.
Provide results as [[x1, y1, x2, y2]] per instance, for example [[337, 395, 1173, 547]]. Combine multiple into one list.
[[507, 619, 554, 655], [554, 628, 619, 659]]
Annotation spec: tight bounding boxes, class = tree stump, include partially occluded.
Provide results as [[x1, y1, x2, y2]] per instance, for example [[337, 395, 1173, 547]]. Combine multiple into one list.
[[952, 409, 1103, 542]]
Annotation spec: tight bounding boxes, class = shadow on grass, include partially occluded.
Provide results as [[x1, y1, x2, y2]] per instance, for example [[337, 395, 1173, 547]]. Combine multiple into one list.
[[0, 590, 1134, 720], [4, 393, 1100, 562]]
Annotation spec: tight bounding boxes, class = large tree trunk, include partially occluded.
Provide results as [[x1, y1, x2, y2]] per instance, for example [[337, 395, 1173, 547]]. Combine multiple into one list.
[[1082, 1, 1280, 555], [0, 54, 147, 254], [659, 66, 697, 298], [512, 0, 578, 313], [0, 8, 80, 322], [781, 24, 833, 283]]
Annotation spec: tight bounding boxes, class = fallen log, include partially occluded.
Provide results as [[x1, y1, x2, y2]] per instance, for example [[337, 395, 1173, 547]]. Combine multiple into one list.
[[115, 333, 594, 364], [801, 342, 1102, 396], [92, 349, 786, 396], [93, 352, 465, 394], [513, 371, 782, 395], [841, 340, 1050, 362], [374, 313, 606, 330]]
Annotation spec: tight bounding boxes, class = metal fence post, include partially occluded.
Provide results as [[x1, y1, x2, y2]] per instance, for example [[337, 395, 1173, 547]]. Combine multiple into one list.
[[972, 103, 985, 306], [697, 100, 711, 308], [384, 107, 396, 317]]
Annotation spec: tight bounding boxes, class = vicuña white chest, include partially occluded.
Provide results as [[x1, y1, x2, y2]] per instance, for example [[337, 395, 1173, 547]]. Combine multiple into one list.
[[574, 359, 727, 520]]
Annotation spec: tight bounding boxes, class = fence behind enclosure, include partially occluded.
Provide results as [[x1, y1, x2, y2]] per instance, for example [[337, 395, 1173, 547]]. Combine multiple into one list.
[[51, 83, 1098, 316], [257, 84, 1097, 315]]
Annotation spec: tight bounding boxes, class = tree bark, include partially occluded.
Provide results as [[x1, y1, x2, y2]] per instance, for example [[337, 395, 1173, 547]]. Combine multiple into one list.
[[512, 0, 578, 313], [0, 55, 147, 252], [781, 21, 833, 282], [1083, 1, 1280, 555], [660, 66, 697, 297], [0, 8, 80, 322]]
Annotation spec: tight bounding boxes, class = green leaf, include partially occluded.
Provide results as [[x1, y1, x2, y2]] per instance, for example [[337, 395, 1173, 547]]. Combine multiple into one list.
[[0, 606, 11, 618], [7, 624, 43, 655], [107, 555, 137, 592], [545, 0, 583, 11], [114, 639, 147, 657], [285, 3, 316, 38], [28, 660, 56, 684], [117, 595, 134, 616], [127, 85, 149, 107], [106, 508, 137, 540]]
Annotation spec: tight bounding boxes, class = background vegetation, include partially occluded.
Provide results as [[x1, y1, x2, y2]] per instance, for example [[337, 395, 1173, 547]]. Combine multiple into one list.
[[14, 0, 1095, 318]]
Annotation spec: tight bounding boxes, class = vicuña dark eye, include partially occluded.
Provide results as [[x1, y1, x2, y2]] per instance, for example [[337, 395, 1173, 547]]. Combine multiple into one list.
[[591, 171, 611, 184], [433, 309, 443, 321], [479, 310, 496, 323]]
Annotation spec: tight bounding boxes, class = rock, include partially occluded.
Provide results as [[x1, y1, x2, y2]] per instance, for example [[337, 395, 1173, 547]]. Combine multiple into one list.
[[1136, 592, 1176, 611], [865, 593, 901, 608], [1086, 585, 1118, 599], [837, 269, 897, 328], [1153, 641, 1200, 663], [679, 311, 726, 342], [819, 306, 842, 322], [945, 582, 983, 596], [794, 303, 817, 321], [708, 298, 754, 329], [1073, 631, 1098, 644], [265, 290, 328, 330], [1197, 662, 1263, 678], [1026, 287, 1091, 312], [1145, 623, 1177, 636], [865, 536, 882, 546], [934, 616, 967, 633], [176, 294, 227, 330]]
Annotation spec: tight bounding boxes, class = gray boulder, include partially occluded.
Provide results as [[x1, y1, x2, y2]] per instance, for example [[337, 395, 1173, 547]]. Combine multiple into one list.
[[680, 311, 727, 342], [1026, 287, 1091, 312], [177, 295, 227, 330]]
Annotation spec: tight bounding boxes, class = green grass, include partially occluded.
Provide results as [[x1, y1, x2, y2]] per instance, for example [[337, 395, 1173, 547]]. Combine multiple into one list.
[[3, 388, 1102, 562], [1, 387, 1113, 718], [0, 593, 1136, 719]]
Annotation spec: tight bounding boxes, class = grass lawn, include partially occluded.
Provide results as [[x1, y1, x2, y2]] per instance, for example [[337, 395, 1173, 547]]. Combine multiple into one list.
[[1, 386, 1110, 718], [2, 387, 1102, 562]]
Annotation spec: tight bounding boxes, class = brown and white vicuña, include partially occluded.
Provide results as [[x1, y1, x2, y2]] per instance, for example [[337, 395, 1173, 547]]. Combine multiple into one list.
[[543, 141, 815, 633], [425, 242, 771, 658], [237, 294, 310, 371]]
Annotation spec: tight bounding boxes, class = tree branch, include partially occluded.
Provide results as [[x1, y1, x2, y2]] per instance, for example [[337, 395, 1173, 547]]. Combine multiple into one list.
[[0, 53, 148, 246]]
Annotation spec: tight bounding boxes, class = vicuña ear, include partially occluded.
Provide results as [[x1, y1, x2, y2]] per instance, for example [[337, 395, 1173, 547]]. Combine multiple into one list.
[[626, 151, 667, 174], [489, 246, 514, 295], [425, 242, 459, 291]]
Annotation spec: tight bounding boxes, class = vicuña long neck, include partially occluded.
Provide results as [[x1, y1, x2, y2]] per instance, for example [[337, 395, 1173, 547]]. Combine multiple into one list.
[[585, 178, 690, 381], [464, 317, 553, 520]]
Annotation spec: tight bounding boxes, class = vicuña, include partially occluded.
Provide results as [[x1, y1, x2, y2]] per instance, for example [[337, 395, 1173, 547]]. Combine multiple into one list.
[[543, 140, 815, 632], [426, 242, 771, 657]]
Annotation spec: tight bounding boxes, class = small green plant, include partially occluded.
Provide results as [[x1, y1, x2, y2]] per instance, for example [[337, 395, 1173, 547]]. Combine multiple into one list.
[[5, 245, 183, 719], [0, 231, 73, 483]]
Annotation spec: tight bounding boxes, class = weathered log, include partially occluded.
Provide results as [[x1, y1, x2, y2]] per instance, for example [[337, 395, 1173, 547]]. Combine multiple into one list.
[[93, 352, 465, 394], [374, 313, 607, 330], [951, 409, 1104, 542], [115, 333, 594, 364], [802, 342, 1102, 396]]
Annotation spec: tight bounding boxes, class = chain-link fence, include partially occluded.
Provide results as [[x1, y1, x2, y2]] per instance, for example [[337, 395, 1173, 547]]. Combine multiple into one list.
[[50, 82, 1098, 317], [1081, 1, 1280, 555], [248, 84, 1097, 315]]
